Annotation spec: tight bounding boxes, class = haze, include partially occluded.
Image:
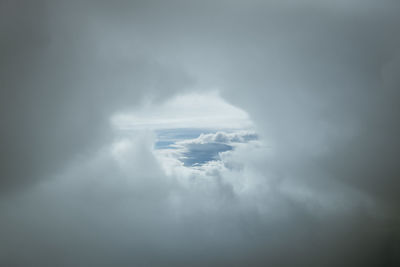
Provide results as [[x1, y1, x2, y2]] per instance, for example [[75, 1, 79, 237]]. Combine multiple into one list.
[[1, 0, 400, 266]]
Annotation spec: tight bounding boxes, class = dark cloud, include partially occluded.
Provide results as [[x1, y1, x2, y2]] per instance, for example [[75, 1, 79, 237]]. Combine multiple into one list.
[[1, 0, 400, 266], [0, 0, 193, 193]]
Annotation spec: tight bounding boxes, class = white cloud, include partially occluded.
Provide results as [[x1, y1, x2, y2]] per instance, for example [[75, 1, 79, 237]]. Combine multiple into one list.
[[177, 131, 257, 145], [111, 91, 253, 130]]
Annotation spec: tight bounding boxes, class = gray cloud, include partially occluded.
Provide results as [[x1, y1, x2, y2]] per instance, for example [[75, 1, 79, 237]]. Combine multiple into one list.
[[1, 0, 400, 266], [1, 134, 395, 266], [0, 0, 193, 193]]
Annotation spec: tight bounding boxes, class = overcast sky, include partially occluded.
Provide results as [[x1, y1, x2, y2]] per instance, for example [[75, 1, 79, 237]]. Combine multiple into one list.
[[1, 0, 400, 266]]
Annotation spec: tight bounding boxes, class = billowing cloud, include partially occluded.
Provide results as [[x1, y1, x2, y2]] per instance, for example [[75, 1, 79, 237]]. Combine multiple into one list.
[[164, 131, 258, 167], [0, 131, 390, 266], [1, 0, 400, 266]]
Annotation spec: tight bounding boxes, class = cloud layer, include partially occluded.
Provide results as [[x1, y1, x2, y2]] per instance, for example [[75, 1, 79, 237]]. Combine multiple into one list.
[[1, 0, 400, 266]]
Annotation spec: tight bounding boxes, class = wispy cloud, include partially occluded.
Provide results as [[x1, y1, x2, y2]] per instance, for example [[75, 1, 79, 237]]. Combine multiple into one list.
[[111, 92, 253, 130]]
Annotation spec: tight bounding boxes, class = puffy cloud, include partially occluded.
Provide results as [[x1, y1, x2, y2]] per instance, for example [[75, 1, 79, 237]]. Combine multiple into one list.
[[0, 130, 392, 266], [152, 130, 258, 167], [180, 131, 258, 145]]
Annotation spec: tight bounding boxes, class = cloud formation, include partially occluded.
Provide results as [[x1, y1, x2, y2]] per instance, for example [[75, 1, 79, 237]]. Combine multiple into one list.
[[1, 0, 400, 266], [165, 131, 258, 166], [0, 132, 390, 266]]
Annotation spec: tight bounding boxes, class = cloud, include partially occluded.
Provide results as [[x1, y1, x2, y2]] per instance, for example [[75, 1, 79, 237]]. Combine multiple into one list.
[[1, 129, 396, 266], [111, 92, 252, 130], [1, 0, 400, 266], [180, 131, 258, 145], [170, 131, 258, 166], [152, 130, 259, 168]]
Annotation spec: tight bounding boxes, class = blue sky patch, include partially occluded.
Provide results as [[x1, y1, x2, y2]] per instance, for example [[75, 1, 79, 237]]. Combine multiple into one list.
[[154, 128, 257, 167]]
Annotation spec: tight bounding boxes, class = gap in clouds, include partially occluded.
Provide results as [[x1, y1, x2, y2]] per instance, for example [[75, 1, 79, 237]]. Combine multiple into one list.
[[156, 130, 258, 167], [111, 92, 258, 168]]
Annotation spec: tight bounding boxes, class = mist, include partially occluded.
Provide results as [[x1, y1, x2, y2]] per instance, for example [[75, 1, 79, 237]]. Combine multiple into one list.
[[1, 0, 399, 266]]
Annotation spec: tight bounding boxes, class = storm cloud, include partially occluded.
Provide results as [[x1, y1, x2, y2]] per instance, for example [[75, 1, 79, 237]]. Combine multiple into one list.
[[1, 0, 400, 266]]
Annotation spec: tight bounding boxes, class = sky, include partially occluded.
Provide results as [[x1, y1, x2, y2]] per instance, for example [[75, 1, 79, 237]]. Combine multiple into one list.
[[1, 0, 400, 266]]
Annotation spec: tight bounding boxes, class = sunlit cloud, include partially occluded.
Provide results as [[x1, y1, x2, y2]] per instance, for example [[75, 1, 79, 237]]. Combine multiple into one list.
[[111, 92, 253, 130]]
